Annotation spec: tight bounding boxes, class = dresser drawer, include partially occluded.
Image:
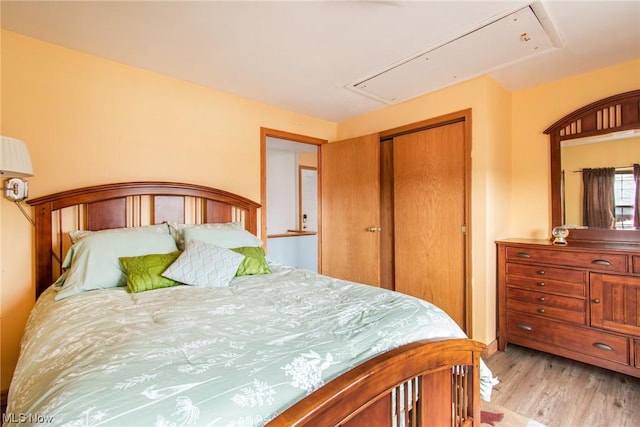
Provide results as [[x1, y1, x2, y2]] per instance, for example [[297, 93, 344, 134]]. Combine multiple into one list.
[[505, 246, 628, 273], [507, 288, 585, 324], [506, 262, 585, 283], [506, 264, 585, 297], [507, 312, 629, 365], [507, 288, 585, 310], [507, 299, 585, 324]]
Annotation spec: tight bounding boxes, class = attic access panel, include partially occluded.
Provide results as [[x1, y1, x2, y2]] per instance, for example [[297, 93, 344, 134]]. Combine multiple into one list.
[[348, 5, 557, 104]]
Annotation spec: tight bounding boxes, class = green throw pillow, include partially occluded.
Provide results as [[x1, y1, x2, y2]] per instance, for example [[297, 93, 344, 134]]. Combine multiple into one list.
[[231, 246, 271, 276], [120, 251, 182, 293]]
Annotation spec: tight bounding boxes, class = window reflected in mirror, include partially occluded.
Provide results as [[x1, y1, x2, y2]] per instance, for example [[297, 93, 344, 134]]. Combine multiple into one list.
[[615, 170, 636, 228]]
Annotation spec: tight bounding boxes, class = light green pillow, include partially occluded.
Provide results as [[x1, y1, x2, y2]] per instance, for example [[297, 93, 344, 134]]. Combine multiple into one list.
[[231, 246, 271, 276], [55, 230, 178, 300], [120, 251, 183, 293]]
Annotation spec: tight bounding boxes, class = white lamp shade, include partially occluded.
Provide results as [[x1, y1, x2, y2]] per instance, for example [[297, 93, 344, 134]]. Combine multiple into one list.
[[0, 136, 33, 177]]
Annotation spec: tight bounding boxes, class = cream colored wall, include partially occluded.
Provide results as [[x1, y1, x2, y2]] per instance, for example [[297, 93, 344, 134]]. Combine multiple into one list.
[[0, 30, 336, 390], [510, 60, 640, 239]]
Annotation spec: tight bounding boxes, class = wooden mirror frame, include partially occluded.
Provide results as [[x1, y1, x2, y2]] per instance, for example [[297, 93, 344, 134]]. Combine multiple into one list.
[[544, 90, 640, 244]]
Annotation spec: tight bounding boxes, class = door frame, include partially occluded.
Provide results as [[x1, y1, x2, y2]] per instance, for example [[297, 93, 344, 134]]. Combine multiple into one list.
[[380, 109, 473, 335], [260, 128, 326, 267]]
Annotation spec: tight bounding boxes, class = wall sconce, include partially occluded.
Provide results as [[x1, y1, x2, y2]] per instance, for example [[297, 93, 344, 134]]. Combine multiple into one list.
[[1, 136, 35, 225]]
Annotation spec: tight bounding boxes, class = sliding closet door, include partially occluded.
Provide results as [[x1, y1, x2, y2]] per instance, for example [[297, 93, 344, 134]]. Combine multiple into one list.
[[320, 134, 380, 286], [393, 121, 467, 329]]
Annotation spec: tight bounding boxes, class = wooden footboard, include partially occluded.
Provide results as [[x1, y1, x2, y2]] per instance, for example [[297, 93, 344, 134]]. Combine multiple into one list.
[[268, 338, 485, 427]]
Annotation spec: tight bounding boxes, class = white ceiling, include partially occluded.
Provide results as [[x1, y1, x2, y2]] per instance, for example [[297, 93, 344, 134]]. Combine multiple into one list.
[[1, 0, 639, 122]]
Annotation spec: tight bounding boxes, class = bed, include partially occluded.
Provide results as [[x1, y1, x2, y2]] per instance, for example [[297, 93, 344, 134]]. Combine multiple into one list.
[[6, 181, 491, 426]]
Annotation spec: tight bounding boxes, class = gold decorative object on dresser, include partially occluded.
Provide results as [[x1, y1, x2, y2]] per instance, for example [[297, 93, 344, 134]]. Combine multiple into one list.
[[496, 239, 640, 378]]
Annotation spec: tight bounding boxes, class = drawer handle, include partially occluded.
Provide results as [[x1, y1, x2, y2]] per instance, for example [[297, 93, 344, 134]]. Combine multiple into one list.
[[537, 270, 545, 275], [516, 323, 533, 331], [538, 296, 545, 302], [593, 342, 613, 351], [592, 298, 601, 304], [592, 259, 612, 266], [537, 282, 545, 287], [537, 308, 546, 314], [515, 252, 531, 258]]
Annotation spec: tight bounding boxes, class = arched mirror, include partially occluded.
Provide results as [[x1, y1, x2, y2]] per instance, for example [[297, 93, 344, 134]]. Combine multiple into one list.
[[544, 90, 640, 244]]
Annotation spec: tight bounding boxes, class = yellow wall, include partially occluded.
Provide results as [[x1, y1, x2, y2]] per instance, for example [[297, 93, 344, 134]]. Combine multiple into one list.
[[0, 30, 336, 390], [298, 151, 317, 168], [510, 60, 640, 239]]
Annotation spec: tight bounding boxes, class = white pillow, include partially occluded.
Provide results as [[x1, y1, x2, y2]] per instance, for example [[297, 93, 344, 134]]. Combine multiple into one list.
[[162, 239, 245, 287], [167, 221, 243, 250], [183, 228, 263, 249], [69, 224, 169, 244]]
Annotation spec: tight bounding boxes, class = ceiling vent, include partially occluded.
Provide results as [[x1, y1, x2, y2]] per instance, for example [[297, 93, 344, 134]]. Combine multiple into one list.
[[347, 4, 563, 104]]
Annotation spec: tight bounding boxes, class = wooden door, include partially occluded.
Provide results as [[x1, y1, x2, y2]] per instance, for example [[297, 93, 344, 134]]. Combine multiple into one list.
[[320, 134, 380, 286], [393, 121, 468, 329]]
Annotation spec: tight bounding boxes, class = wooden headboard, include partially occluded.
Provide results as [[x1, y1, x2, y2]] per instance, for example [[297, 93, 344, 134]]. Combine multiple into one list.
[[27, 181, 260, 298]]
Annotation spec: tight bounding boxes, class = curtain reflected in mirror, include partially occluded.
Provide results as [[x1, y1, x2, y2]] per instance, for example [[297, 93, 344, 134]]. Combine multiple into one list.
[[582, 167, 615, 228]]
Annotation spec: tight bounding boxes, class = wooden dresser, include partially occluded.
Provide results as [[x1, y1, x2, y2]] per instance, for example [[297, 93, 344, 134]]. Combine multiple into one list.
[[497, 239, 640, 378]]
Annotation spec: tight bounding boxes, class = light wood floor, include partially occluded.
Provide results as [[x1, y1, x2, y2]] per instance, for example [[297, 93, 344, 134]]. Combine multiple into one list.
[[484, 344, 640, 427]]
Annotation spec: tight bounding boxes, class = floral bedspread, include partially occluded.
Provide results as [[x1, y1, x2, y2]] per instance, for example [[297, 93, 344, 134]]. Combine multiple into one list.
[[7, 263, 491, 426]]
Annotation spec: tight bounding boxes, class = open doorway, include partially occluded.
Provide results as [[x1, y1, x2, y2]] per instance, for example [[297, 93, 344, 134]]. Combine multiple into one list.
[[260, 128, 326, 271]]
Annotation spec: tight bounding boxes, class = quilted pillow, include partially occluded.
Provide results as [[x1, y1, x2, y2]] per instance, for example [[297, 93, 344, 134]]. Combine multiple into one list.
[[231, 246, 271, 276], [162, 239, 245, 287], [119, 251, 182, 293], [55, 230, 178, 300]]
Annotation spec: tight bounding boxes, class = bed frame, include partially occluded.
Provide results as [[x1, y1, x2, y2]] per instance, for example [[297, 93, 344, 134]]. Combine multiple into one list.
[[27, 181, 484, 427]]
